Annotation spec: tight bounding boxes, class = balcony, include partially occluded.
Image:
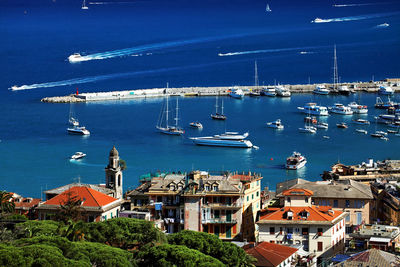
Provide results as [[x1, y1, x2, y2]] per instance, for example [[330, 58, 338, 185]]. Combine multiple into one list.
[[203, 201, 242, 210], [202, 218, 237, 224]]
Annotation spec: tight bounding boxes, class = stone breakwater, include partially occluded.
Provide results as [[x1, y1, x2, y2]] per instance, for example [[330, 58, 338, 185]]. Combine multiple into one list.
[[40, 82, 393, 103]]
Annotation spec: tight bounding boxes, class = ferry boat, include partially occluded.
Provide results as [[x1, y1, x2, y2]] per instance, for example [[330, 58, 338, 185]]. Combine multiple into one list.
[[375, 97, 399, 109], [261, 86, 276, 97], [353, 119, 370, 125], [67, 126, 90, 135], [378, 86, 394, 95], [348, 102, 368, 114], [229, 87, 244, 99], [266, 119, 284, 129], [313, 85, 330, 95], [297, 103, 329, 116], [275, 85, 291, 97], [68, 53, 83, 63], [336, 122, 348, 129], [71, 152, 86, 160], [329, 103, 353, 115], [189, 122, 203, 129], [190, 132, 253, 148], [286, 152, 307, 170], [355, 129, 368, 134]]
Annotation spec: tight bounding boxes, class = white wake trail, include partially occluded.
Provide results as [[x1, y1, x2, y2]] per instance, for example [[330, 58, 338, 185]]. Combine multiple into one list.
[[218, 45, 322, 57], [311, 12, 399, 23]]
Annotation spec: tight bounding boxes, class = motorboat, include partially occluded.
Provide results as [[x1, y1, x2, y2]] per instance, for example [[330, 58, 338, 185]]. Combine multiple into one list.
[[371, 132, 385, 138], [375, 97, 399, 109], [275, 85, 291, 97], [228, 87, 245, 99], [356, 129, 368, 134], [298, 126, 317, 134], [71, 152, 86, 160], [313, 85, 330, 95], [353, 119, 370, 125], [261, 86, 276, 97], [338, 85, 351, 96], [156, 95, 184, 135], [311, 18, 326, 23], [297, 103, 329, 116], [214, 132, 249, 140], [68, 53, 84, 63], [387, 129, 399, 134], [376, 131, 388, 136], [67, 126, 90, 135], [377, 23, 390, 28], [381, 136, 389, 141], [316, 122, 328, 129], [348, 102, 368, 114], [266, 119, 284, 129], [189, 122, 203, 129], [329, 103, 353, 115], [249, 91, 261, 97], [190, 132, 253, 148], [378, 86, 394, 95], [286, 152, 307, 170], [336, 122, 348, 129]]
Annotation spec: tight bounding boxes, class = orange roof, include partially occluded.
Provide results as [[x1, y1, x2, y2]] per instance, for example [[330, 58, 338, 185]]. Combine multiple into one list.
[[245, 242, 298, 267], [44, 186, 118, 208], [282, 188, 313, 196], [259, 206, 343, 222], [14, 198, 41, 209]]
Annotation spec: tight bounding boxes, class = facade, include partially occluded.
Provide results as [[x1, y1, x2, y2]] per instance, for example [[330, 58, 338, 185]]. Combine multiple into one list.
[[11, 193, 41, 219], [244, 242, 298, 267], [371, 180, 400, 225], [333, 248, 400, 267], [126, 170, 262, 241], [349, 224, 400, 252], [276, 179, 373, 235], [257, 189, 347, 260]]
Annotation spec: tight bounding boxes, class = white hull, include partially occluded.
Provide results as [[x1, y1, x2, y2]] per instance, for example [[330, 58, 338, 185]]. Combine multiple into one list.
[[286, 160, 307, 170], [298, 127, 316, 134], [229, 92, 244, 99], [297, 107, 329, 116], [329, 110, 353, 115], [190, 137, 253, 148], [157, 126, 184, 135], [67, 127, 90, 135]]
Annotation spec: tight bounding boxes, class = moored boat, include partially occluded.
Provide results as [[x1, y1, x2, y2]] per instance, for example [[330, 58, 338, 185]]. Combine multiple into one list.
[[67, 126, 90, 135], [353, 119, 370, 125], [266, 119, 284, 129], [299, 125, 317, 134], [355, 129, 368, 134], [71, 152, 86, 160], [229, 87, 245, 99], [329, 103, 353, 115], [348, 102, 368, 114], [313, 85, 330, 95], [378, 85, 394, 95], [375, 97, 399, 109], [190, 122, 203, 129], [261, 86, 276, 97], [286, 152, 307, 170], [275, 85, 291, 97], [297, 103, 329, 116], [316, 122, 328, 129], [336, 122, 348, 129], [190, 132, 253, 148]]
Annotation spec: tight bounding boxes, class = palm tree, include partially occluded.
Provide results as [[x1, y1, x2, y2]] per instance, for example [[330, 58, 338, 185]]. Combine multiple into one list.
[[0, 191, 15, 215]]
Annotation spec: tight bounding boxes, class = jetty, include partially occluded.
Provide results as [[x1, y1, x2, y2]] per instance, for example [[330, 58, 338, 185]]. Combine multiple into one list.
[[41, 80, 398, 103]]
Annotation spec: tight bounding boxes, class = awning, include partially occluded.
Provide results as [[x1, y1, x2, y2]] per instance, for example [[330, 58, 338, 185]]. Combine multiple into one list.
[[369, 237, 391, 243]]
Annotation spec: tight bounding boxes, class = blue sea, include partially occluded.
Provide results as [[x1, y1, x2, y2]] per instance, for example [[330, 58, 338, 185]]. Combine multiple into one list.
[[1, 0, 400, 198]]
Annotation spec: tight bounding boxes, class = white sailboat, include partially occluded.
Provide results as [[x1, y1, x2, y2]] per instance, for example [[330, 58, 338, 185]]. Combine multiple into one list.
[[82, 0, 89, 10], [211, 94, 226, 120], [67, 104, 90, 135], [68, 103, 79, 127], [156, 96, 184, 135], [266, 3, 271, 12]]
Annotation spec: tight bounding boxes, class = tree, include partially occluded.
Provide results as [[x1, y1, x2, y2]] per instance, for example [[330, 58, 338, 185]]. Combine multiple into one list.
[[0, 191, 15, 215], [55, 191, 86, 223], [119, 159, 127, 171]]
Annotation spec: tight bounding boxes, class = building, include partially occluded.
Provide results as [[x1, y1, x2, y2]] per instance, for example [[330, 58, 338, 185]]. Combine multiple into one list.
[[244, 242, 298, 267], [276, 179, 373, 235], [126, 170, 262, 241], [257, 189, 347, 261], [11, 193, 41, 219], [371, 179, 400, 225], [333, 248, 400, 267], [349, 224, 400, 252]]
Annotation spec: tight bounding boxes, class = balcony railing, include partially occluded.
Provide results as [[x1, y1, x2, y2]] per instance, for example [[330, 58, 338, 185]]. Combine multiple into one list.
[[203, 201, 242, 209], [201, 218, 237, 224]]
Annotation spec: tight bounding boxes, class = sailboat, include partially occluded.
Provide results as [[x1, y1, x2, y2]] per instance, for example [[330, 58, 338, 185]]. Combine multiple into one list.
[[68, 103, 79, 127], [211, 94, 226, 120], [156, 96, 184, 135], [331, 45, 351, 96], [250, 61, 261, 97], [266, 3, 271, 12], [82, 0, 89, 10], [299, 109, 317, 134], [67, 105, 90, 135]]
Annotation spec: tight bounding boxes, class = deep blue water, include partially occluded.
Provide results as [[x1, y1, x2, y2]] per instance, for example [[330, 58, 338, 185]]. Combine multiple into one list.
[[1, 0, 400, 197]]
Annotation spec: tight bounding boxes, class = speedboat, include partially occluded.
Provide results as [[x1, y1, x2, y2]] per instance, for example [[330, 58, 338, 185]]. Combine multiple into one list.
[[311, 17, 326, 23], [266, 119, 284, 129], [298, 126, 317, 134], [371, 132, 385, 138], [190, 132, 253, 148], [378, 86, 394, 95], [355, 129, 368, 134], [68, 53, 84, 63], [229, 87, 245, 99], [316, 122, 328, 129], [376, 131, 388, 136], [67, 126, 90, 135], [286, 152, 307, 170], [313, 85, 330, 95], [381, 136, 389, 141], [11, 85, 19, 90], [353, 119, 370, 125], [71, 152, 86, 160], [261, 86, 276, 97], [336, 122, 348, 129], [297, 103, 329, 116], [189, 122, 203, 129], [275, 85, 291, 97], [348, 102, 368, 114], [329, 103, 353, 115]]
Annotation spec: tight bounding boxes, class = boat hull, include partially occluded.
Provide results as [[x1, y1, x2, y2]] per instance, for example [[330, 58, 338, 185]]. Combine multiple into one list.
[[157, 127, 184, 135], [286, 160, 307, 170], [190, 137, 253, 148], [67, 129, 90, 135], [211, 114, 226, 120]]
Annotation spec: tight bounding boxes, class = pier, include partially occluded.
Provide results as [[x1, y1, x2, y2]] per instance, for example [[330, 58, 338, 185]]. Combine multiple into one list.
[[41, 81, 398, 103]]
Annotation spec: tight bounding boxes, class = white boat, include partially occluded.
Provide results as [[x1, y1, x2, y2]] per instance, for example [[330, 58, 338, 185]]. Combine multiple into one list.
[[82, 0, 89, 9], [71, 152, 86, 160], [375, 114, 400, 125], [336, 122, 348, 129], [189, 122, 203, 129], [311, 18, 326, 23], [156, 95, 184, 135], [377, 23, 390, 28], [286, 152, 307, 170], [353, 119, 370, 125], [190, 132, 253, 148], [261, 86, 276, 97], [211, 95, 226, 120], [266, 3, 271, 12], [229, 87, 245, 99], [371, 132, 385, 138], [299, 125, 317, 134], [297, 103, 329, 116], [378, 86, 394, 95], [266, 119, 284, 129], [329, 103, 353, 115], [348, 102, 368, 114], [68, 53, 83, 63], [381, 136, 389, 141], [313, 85, 330, 95], [338, 85, 351, 96], [275, 85, 291, 97], [356, 129, 368, 134], [68, 103, 79, 126], [214, 132, 249, 140], [316, 122, 328, 129], [67, 126, 90, 135]]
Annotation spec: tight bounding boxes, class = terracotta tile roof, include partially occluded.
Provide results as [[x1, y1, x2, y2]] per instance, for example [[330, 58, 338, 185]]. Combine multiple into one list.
[[282, 188, 313, 196], [334, 248, 400, 267], [245, 242, 298, 267], [259, 206, 343, 222], [14, 198, 41, 209], [43, 186, 118, 208]]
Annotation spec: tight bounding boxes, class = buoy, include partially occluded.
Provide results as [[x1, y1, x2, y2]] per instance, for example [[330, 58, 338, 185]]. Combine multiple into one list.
[[270, 158, 273, 161]]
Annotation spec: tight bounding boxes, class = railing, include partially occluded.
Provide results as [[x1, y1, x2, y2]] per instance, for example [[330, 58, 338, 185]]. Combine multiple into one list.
[[203, 201, 242, 208], [201, 218, 237, 224]]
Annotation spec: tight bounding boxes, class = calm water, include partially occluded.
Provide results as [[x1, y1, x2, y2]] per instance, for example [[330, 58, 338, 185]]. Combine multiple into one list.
[[1, 0, 400, 197]]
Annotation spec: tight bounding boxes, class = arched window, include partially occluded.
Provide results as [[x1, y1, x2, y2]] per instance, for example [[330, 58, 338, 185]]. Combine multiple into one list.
[[118, 174, 121, 186]]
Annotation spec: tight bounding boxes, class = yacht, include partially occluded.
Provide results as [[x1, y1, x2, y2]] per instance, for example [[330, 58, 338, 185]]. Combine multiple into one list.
[[71, 152, 86, 160], [353, 119, 370, 125], [313, 85, 330, 95], [68, 53, 83, 63], [297, 103, 329, 116], [329, 103, 353, 115], [190, 132, 253, 148], [229, 87, 245, 99], [286, 152, 307, 170], [266, 119, 284, 130], [189, 122, 203, 129], [375, 97, 399, 109], [338, 85, 351, 96], [336, 122, 348, 129], [261, 86, 276, 97], [156, 96, 184, 135], [356, 129, 368, 134], [348, 102, 368, 114], [378, 86, 394, 95], [275, 85, 291, 97], [67, 126, 90, 135]]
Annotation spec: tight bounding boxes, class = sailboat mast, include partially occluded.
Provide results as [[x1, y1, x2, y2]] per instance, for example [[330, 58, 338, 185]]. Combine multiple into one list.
[[333, 44, 338, 90], [175, 98, 179, 127], [221, 98, 224, 115], [254, 61, 259, 88], [215, 94, 219, 114], [166, 95, 169, 128]]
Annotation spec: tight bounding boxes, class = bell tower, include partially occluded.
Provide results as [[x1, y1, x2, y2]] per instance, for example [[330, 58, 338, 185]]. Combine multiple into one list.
[[105, 146, 123, 199]]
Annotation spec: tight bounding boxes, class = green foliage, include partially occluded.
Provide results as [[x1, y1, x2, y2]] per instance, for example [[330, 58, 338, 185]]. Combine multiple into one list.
[[55, 191, 86, 223], [0, 191, 15, 215], [168, 230, 256, 267], [135, 243, 224, 267], [14, 220, 60, 238], [85, 217, 167, 249], [119, 159, 127, 171]]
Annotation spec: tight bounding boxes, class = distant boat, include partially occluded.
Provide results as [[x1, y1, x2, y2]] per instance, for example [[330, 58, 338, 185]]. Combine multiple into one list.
[[261, 86, 276, 97], [336, 122, 348, 129], [82, 0, 89, 9], [311, 18, 326, 23], [211, 94, 226, 120], [275, 85, 291, 97], [68, 53, 83, 63], [286, 152, 307, 170], [316, 122, 328, 129], [189, 122, 203, 129], [156, 95, 184, 135], [67, 126, 90, 135], [266, 119, 284, 130], [68, 103, 79, 127], [377, 23, 390, 28], [266, 3, 271, 12], [356, 129, 368, 134], [313, 85, 330, 95], [329, 103, 353, 115], [229, 87, 245, 99], [297, 103, 329, 116], [353, 119, 370, 125], [378, 86, 394, 95], [71, 152, 86, 160], [190, 132, 253, 148]]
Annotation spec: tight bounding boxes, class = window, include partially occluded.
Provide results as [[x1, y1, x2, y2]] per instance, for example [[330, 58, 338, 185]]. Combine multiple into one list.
[[279, 227, 283, 234], [214, 210, 220, 219], [333, 200, 338, 208], [355, 200, 364, 209], [345, 200, 350, 208], [213, 185, 219, 191], [247, 196, 249, 202], [317, 242, 323, 252], [256, 202, 259, 208], [302, 228, 309, 235], [346, 214, 350, 222], [252, 194, 254, 200], [287, 228, 293, 234], [256, 191, 259, 197], [317, 228, 323, 236], [205, 185, 210, 191], [270, 227, 275, 235], [287, 197, 291, 203], [257, 180, 260, 186], [305, 197, 308, 203]]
